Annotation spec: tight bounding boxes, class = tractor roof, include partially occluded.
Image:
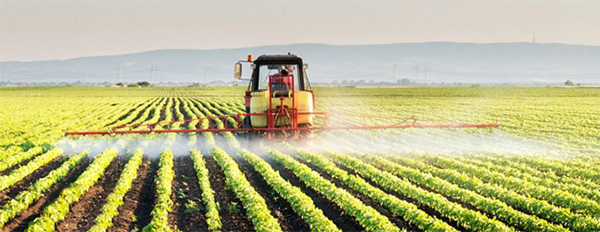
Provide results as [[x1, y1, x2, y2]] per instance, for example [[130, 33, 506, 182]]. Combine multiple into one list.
[[254, 54, 303, 65]]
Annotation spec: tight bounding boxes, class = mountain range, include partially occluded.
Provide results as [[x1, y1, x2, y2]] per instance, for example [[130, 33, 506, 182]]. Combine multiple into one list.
[[1, 42, 598, 84]]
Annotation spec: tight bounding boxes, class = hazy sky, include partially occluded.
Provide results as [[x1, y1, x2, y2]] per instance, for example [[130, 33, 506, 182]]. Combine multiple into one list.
[[1, 0, 599, 61]]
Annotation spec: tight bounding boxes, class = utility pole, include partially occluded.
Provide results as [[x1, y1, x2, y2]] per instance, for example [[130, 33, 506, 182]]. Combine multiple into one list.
[[424, 67, 429, 85], [151, 65, 158, 80], [393, 63, 397, 79], [413, 64, 419, 84], [117, 66, 123, 84]]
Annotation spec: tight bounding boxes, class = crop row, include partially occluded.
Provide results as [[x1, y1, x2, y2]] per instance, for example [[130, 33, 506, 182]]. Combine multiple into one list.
[[420, 155, 600, 217], [464, 154, 600, 192], [189, 150, 222, 232], [237, 148, 341, 232], [320, 149, 512, 231], [0, 152, 87, 227], [266, 148, 399, 232], [351, 151, 568, 232], [26, 148, 117, 232], [210, 146, 282, 231], [458, 155, 600, 202], [0, 146, 44, 173], [381, 153, 600, 231], [290, 147, 457, 231], [0, 148, 64, 191], [142, 149, 175, 232], [88, 149, 144, 232]]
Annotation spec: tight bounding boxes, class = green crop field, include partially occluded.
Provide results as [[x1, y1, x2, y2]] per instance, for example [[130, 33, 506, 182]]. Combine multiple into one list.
[[0, 86, 598, 232]]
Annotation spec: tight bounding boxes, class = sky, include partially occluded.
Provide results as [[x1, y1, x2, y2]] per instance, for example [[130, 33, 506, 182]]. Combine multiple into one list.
[[1, 0, 599, 61]]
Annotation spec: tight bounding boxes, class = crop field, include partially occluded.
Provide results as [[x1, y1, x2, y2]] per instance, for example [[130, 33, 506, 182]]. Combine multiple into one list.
[[0, 86, 599, 232]]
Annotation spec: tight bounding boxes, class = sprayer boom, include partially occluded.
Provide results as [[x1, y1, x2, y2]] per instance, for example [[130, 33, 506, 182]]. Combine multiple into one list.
[[65, 112, 499, 138]]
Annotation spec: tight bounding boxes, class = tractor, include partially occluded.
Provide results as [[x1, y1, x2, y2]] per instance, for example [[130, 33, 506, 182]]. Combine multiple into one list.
[[65, 53, 499, 139], [234, 54, 316, 139]]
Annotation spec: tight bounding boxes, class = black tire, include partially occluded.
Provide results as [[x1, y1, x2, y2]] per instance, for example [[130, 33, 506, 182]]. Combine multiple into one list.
[[243, 116, 252, 129]]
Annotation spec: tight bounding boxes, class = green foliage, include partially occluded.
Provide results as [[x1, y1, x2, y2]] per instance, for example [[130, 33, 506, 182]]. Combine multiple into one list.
[[183, 200, 200, 214], [0, 148, 64, 191], [0, 151, 87, 227], [211, 146, 281, 232], [228, 202, 241, 215], [322, 149, 512, 232], [292, 147, 454, 231], [267, 148, 400, 232], [26, 148, 117, 232], [142, 149, 175, 232], [237, 148, 340, 232], [88, 149, 144, 232], [190, 150, 222, 231], [1, 86, 599, 231]]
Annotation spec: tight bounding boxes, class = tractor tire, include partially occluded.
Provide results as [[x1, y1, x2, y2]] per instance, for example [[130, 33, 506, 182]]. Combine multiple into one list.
[[243, 117, 252, 129]]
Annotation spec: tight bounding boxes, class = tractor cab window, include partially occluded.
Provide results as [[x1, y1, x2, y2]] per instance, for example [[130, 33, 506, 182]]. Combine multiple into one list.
[[258, 64, 299, 93]]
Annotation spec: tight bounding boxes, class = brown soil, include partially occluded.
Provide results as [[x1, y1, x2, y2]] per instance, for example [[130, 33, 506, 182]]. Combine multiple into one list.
[[293, 156, 417, 231], [229, 151, 310, 231], [56, 156, 127, 231], [377, 160, 521, 230], [108, 158, 155, 232], [106, 98, 158, 127], [204, 154, 254, 231], [2, 156, 91, 232], [258, 151, 364, 231], [171, 98, 181, 122], [168, 156, 208, 232], [336, 160, 469, 231], [0, 156, 66, 207], [159, 98, 169, 122]]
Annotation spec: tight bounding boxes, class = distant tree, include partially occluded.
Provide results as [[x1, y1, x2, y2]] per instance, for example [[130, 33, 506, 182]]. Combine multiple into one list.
[[117, 82, 125, 87], [137, 81, 150, 87], [398, 78, 413, 86], [127, 83, 139, 87], [565, 80, 574, 86]]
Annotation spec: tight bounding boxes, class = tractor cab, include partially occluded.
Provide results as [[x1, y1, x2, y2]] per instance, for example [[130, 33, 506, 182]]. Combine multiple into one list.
[[235, 54, 315, 135]]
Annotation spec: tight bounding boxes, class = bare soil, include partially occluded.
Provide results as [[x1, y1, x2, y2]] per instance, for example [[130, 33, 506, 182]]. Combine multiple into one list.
[[108, 158, 152, 232], [1, 156, 91, 232], [105, 98, 158, 127], [337, 159, 470, 231], [204, 154, 254, 231], [229, 151, 310, 231], [168, 156, 208, 232], [0, 156, 66, 207], [56, 156, 126, 231], [294, 155, 417, 231], [258, 151, 364, 231]]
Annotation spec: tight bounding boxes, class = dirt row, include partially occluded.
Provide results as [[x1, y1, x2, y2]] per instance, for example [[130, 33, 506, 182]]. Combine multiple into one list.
[[2, 156, 92, 231], [1, 142, 475, 232]]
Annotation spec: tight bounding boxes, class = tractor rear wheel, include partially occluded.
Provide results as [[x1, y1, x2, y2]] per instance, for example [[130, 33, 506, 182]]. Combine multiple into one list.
[[242, 116, 251, 129]]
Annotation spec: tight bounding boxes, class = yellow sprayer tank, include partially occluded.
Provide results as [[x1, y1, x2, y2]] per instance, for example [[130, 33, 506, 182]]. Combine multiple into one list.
[[250, 90, 314, 127]]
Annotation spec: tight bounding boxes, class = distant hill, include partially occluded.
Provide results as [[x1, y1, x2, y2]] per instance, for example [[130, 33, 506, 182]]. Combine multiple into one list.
[[1, 42, 598, 84]]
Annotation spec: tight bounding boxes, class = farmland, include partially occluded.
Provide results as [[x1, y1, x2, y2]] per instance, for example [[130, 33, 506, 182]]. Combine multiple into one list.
[[0, 86, 598, 232]]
